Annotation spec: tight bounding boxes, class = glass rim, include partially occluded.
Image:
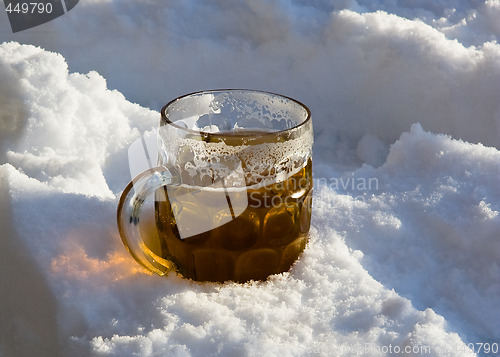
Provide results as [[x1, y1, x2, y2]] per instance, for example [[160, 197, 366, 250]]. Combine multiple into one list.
[[160, 89, 311, 137]]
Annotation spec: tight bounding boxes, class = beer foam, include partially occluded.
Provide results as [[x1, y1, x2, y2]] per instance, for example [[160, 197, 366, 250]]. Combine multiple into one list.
[[162, 124, 313, 188]]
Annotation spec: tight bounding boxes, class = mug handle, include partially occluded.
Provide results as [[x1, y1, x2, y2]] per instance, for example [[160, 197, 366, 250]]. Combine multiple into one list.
[[117, 164, 181, 275]]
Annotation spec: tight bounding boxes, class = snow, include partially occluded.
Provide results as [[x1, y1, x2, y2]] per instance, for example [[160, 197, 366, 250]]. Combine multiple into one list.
[[0, 1, 499, 356]]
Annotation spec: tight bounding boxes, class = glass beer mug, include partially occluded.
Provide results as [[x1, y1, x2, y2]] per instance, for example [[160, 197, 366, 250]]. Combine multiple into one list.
[[117, 90, 313, 282]]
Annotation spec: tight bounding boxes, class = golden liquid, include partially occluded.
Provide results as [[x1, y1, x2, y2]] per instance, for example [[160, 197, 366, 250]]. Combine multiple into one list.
[[153, 159, 312, 282]]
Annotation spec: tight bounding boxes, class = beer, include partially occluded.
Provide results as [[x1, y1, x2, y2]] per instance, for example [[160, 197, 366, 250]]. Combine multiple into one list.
[[117, 90, 313, 282], [153, 158, 312, 282]]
